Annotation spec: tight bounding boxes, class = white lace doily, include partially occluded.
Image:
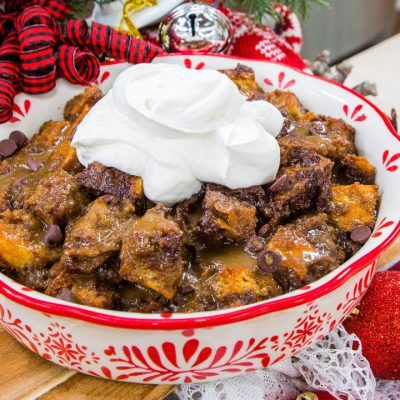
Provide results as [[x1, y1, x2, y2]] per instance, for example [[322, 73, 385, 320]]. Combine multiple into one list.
[[174, 325, 400, 400], [176, 369, 299, 400], [294, 325, 376, 400], [376, 380, 400, 400]]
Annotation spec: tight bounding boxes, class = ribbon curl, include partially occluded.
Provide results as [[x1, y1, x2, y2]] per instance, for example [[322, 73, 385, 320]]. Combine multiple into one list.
[[0, 1, 161, 123], [16, 6, 58, 94]]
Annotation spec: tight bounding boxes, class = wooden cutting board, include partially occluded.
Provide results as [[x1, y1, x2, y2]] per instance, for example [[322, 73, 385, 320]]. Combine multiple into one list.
[[0, 237, 398, 400]]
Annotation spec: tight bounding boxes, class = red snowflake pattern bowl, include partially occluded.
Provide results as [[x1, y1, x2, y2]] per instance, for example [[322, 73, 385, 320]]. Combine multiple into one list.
[[0, 55, 399, 384]]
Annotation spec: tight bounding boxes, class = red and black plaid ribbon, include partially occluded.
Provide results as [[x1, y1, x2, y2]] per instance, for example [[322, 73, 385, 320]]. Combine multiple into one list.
[[41, 0, 70, 20], [16, 6, 58, 94], [0, 29, 19, 122], [0, 79, 15, 122], [0, 2, 162, 123], [62, 20, 159, 65], [2, 0, 70, 19], [58, 19, 160, 87], [58, 45, 100, 85]]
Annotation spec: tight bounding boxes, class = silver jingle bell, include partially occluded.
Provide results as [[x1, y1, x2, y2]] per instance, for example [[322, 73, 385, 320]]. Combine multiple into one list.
[[159, 2, 233, 54]]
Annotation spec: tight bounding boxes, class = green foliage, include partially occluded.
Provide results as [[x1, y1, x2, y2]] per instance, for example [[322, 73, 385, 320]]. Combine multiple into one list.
[[69, 0, 331, 23], [93, 0, 117, 4], [67, 0, 95, 18], [225, 0, 331, 23]]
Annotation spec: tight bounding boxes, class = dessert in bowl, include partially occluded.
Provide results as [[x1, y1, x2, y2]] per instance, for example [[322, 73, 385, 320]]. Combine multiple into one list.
[[0, 55, 398, 384]]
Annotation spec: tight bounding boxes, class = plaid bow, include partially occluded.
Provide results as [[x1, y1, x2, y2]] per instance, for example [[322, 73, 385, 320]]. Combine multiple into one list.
[[0, 1, 161, 123]]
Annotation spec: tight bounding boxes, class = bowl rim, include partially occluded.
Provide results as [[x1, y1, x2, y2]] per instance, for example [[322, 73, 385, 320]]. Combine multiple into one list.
[[0, 53, 399, 330]]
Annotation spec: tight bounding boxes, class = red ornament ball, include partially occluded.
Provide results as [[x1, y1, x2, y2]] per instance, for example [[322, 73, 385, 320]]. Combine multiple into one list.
[[314, 392, 337, 400], [344, 270, 400, 380]]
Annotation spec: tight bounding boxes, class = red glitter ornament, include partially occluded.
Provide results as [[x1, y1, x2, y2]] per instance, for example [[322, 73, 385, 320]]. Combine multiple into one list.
[[314, 392, 336, 400], [344, 271, 400, 380]]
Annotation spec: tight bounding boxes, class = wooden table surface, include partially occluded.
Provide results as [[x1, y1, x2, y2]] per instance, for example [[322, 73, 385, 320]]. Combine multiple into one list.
[[0, 326, 175, 400], [1, 35, 400, 400]]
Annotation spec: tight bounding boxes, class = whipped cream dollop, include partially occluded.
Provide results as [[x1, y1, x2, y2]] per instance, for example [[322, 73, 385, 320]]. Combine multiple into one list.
[[72, 63, 283, 204]]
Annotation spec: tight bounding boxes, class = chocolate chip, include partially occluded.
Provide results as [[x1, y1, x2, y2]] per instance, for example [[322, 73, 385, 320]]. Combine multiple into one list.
[[26, 159, 44, 171], [9, 130, 28, 147], [349, 242, 362, 255], [179, 273, 197, 295], [258, 224, 272, 238], [289, 148, 321, 167], [274, 267, 302, 292], [13, 176, 27, 188], [257, 250, 282, 274], [245, 235, 265, 253], [44, 224, 63, 247], [390, 108, 397, 132], [309, 121, 327, 136], [103, 194, 114, 204], [56, 288, 75, 303], [269, 173, 294, 193], [350, 225, 371, 245], [179, 283, 196, 295], [0, 139, 17, 157], [280, 118, 296, 136]]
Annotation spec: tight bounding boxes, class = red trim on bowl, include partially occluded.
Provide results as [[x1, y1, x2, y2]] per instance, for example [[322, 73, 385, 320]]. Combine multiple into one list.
[[1, 55, 399, 330]]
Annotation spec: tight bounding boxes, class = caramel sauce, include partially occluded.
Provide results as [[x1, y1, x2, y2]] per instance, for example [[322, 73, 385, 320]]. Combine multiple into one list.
[[198, 245, 257, 270], [268, 230, 319, 279], [120, 283, 160, 301], [0, 104, 91, 200], [187, 208, 202, 227], [132, 207, 175, 232], [0, 126, 71, 206]]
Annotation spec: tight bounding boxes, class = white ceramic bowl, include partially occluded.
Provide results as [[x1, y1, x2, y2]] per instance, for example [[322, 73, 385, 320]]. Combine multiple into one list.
[[0, 55, 399, 384]]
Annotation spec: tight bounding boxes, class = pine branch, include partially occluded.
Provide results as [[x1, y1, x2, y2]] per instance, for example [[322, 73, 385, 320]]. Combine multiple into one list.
[[226, 0, 331, 23], [67, 0, 95, 19], [94, 0, 117, 3]]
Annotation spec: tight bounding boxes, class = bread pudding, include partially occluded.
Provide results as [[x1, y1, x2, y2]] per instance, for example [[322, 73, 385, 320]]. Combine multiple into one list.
[[0, 64, 379, 313]]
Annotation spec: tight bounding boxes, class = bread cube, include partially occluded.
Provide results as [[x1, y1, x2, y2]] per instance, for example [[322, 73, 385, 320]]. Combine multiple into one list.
[[120, 206, 186, 299], [329, 183, 379, 231]]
